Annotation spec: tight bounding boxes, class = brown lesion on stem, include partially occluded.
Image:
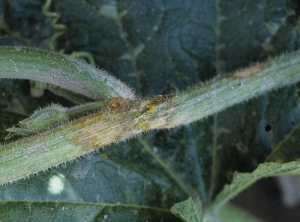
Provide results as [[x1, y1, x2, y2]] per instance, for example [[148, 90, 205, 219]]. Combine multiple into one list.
[[134, 94, 175, 131], [233, 62, 265, 78], [137, 118, 150, 131], [64, 97, 138, 150], [107, 97, 129, 110], [63, 94, 176, 150], [67, 110, 131, 150]]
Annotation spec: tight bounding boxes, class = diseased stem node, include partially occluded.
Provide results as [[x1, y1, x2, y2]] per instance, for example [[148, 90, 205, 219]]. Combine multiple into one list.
[[0, 48, 300, 185]]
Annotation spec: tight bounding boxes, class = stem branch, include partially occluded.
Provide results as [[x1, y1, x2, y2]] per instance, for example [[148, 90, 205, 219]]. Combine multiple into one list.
[[1, 48, 300, 184]]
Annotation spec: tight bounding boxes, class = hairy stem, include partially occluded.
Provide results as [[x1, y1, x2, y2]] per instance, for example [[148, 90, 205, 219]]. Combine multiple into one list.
[[170, 51, 300, 127], [1, 49, 300, 185], [0, 46, 135, 100]]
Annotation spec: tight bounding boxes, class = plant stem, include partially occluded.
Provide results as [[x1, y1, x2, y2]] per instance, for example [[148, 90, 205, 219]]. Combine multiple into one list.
[[0, 46, 135, 100], [169, 51, 300, 127], [1, 49, 300, 185]]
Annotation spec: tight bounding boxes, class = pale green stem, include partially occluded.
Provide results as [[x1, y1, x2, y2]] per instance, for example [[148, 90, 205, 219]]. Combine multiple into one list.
[[0, 49, 300, 185], [168, 51, 300, 127], [0, 46, 135, 100], [66, 101, 106, 116]]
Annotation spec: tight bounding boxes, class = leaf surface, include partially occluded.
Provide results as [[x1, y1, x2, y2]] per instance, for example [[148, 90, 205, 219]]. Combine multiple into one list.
[[0, 0, 300, 221], [171, 197, 203, 222]]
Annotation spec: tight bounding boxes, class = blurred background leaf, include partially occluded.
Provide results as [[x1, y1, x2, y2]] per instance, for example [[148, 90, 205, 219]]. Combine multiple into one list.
[[0, 0, 300, 221]]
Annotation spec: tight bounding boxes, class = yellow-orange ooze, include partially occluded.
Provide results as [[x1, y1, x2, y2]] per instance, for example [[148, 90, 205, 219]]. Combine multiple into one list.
[[137, 118, 150, 131]]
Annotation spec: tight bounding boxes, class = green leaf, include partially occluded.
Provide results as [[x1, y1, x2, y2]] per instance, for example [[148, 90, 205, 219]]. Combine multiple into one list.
[[171, 198, 265, 222], [0, 201, 176, 221], [1, 0, 300, 221], [171, 197, 203, 222], [212, 161, 300, 209]]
